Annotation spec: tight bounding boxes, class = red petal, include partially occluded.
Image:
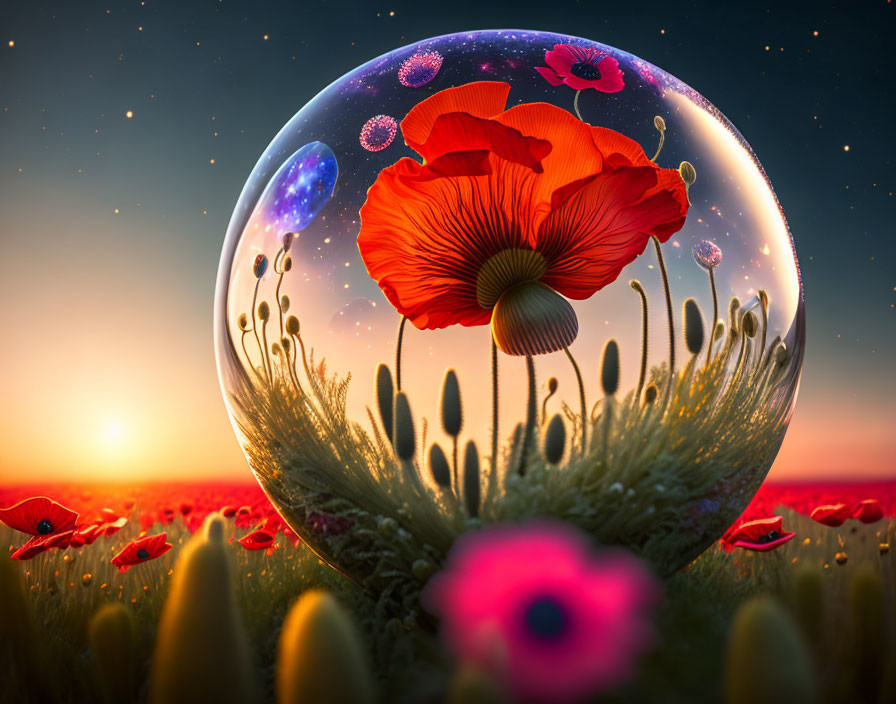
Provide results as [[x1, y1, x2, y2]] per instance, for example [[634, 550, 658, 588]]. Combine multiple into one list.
[[239, 529, 275, 550], [732, 532, 796, 552], [0, 497, 79, 536], [544, 45, 577, 75], [534, 65, 565, 86], [810, 503, 851, 527], [11, 530, 75, 560], [852, 499, 884, 524]]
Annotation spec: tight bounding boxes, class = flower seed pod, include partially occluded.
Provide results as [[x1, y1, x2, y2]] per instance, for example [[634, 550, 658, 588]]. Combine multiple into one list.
[[683, 298, 704, 355], [742, 311, 758, 338], [679, 160, 696, 186], [88, 603, 135, 704], [723, 598, 816, 704], [600, 339, 620, 396], [281, 295, 290, 313], [542, 413, 566, 465], [149, 514, 255, 704], [654, 115, 666, 132], [271, 343, 282, 357], [463, 440, 480, 518], [644, 384, 658, 404], [440, 368, 463, 437], [282, 256, 293, 272], [253, 253, 268, 278], [374, 363, 394, 442], [547, 377, 558, 394], [238, 313, 249, 331], [774, 343, 788, 366], [258, 301, 270, 322], [276, 590, 374, 704], [428, 443, 452, 490], [715, 321, 725, 343], [286, 315, 300, 336], [393, 391, 416, 461], [281, 337, 291, 353]]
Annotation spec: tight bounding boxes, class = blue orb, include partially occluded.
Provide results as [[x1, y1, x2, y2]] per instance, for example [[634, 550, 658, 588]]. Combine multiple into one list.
[[264, 141, 338, 232]]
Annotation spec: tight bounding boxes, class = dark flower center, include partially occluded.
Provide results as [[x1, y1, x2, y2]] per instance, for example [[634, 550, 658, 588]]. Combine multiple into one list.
[[758, 530, 781, 543], [524, 595, 570, 641], [137, 548, 150, 560], [570, 60, 601, 81], [37, 519, 53, 535]]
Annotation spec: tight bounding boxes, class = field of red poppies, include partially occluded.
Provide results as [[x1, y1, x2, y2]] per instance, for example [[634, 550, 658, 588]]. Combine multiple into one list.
[[2, 480, 894, 704]]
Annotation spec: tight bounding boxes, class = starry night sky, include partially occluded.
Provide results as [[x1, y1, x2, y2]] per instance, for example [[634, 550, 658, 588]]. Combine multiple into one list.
[[1, 0, 893, 482]]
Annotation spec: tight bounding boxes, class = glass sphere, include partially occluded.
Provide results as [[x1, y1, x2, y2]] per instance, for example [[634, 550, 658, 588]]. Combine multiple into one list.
[[214, 30, 805, 595]]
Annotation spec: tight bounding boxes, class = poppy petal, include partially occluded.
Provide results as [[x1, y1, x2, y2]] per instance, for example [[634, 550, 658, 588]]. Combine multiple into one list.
[[11, 530, 76, 560], [810, 503, 851, 527], [401, 81, 511, 155], [543, 45, 577, 75], [0, 496, 79, 536], [534, 66, 565, 86], [852, 499, 884, 524]]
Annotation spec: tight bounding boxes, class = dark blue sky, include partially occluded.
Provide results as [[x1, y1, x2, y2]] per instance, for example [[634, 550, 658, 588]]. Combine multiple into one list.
[[1, 0, 893, 480]]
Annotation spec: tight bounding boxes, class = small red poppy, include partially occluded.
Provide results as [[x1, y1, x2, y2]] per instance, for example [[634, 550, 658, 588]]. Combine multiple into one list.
[[238, 528, 276, 551], [111, 533, 172, 573], [722, 516, 795, 553], [852, 499, 884, 524], [535, 44, 624, 93], [810, 503, 851, 527], [0, 496, 79, 537], [10, 530, 76, 561], [220, 505, 238, 518]]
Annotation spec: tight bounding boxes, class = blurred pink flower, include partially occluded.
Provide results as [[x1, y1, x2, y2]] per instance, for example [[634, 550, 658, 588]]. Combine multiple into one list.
[[422, 520, 660, 703]]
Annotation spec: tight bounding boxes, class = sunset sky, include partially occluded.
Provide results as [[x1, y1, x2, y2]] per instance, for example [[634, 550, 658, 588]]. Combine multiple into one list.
[[1, 1, 893, 484]]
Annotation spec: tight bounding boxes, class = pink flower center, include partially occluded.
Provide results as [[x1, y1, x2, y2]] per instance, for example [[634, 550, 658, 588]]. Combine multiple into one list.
[[524, 595, 570, 641]]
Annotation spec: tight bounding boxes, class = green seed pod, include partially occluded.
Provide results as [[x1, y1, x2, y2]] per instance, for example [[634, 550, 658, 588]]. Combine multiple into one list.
[[238, 313, 249, 331], [440, 368, 463, 437], [281, 295, 290, 313], [428, 442, 452, 490], [742, 311, 758, 338], [792, 565, 823, 646], [547, 377, 558, 394], [600, 339, 620, 396], [644, 384, 658, 404], [463, 440, 480, 518], [849, 567, 886, 702], [683, 298, 704, 355], [286, 315, 300, 336], [88, 603, 135, 704], [543, 413, 566, 464], [715, 321, 725, 343], [447, 665, 507, 704], [723, 598, 816, 704], [276, 590, 374, 704], [654, 115, 666, 132], [149, 514, 255, 704], [393, 391, 416, 461], [374, 363, 394, 442], [258, 300, 270, 322], [679, 160, 697, 186]]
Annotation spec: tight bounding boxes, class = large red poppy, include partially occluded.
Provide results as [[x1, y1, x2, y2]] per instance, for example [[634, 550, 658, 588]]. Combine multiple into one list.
[[535, 45, 625, 93], [358, 81, 688, 355], [111, 533, 172, 573], [721, 516, 795, 553], [0, 496, 78, 536]]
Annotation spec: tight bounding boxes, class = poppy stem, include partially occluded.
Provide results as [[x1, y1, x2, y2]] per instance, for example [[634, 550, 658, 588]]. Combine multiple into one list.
[[758, 290, 769, 359], [704, 267, 719, 371], [491, 338, 499, 476], [395, 315, 408, 391], [452, 436, 459, 498], [573, 90, 583, 121], [518, 355, 536, 476], [275, 264, 286, 340], [250, 279, 264, 377], [651, 129, 665, 162], [652, 236, 675, 398], [261, 318, 272, 381], [563, 347, 587, 455], [240, 330, 254, 375], [630, 280, 649, 402]]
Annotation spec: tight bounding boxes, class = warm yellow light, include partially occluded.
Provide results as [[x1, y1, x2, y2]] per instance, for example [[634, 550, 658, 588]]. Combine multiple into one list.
[[102, 419, 126, 449], [126, 110, 134, 118]]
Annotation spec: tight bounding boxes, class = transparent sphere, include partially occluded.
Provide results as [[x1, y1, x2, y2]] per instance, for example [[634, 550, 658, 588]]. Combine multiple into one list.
[[215, 30, 804, 592]]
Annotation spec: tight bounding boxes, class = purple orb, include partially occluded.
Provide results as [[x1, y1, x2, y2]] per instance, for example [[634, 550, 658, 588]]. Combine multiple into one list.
[[359, 115, 398, 152], [693, 240, 722, 270], [397, 51, 443, 88]]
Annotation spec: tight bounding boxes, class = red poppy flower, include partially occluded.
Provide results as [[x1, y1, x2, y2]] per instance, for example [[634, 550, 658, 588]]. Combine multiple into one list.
[[358, 81, 688, 356], [810, 503, 851, 527], [238, 528, 276, 551], [220, 505, 238, 518], [10, 530, 76, 561], [0, 496, 79, 537], [535, 45, 625, 93], [111, 533, 172, 573], [852, 499, 884, 524], [721, 516, 795, 553]]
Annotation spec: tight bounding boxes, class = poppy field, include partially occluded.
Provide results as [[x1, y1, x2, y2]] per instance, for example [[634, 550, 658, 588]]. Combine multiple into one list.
[[1, 480, 894, 704]]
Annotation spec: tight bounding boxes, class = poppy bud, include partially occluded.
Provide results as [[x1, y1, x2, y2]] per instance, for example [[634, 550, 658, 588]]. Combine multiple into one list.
[[283, 256, 293, 272], [683, 298, 704, 355], [835, 551, 848, 565], [393, 391, 416, 461], [679, 160, 696, 186], [543, 413, 566, 465], [253, 253, 268, 278], [548, 377, 558, 394], [463, 440, 481, 518], [600, 339, 620, 396], [281, 337, 291, 353], [281, 295, 290, 313], [440, 368, 463, 437], [258, 301, 270, 322], [276, 590, 374, 704], [654, 115, 666, 132], [715, 321, 725, 343], [742, 311, 758, 338], [774, 343, 789, 366], [447, 666, 507, 704], [238, 313, 249, 331], [149, 515, 254, 704], [286, 315, 300, 336], [271, 343, 282, 357], [723, 598, 816, 704], [428, 443, 452, 490], [849, 568, 885, 701], [88, 603, 135, 704], [644, 384, 658, 404], [281, 231, 295, 253], [729, 297, 741, 335], [374, 363, 394, 442]]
